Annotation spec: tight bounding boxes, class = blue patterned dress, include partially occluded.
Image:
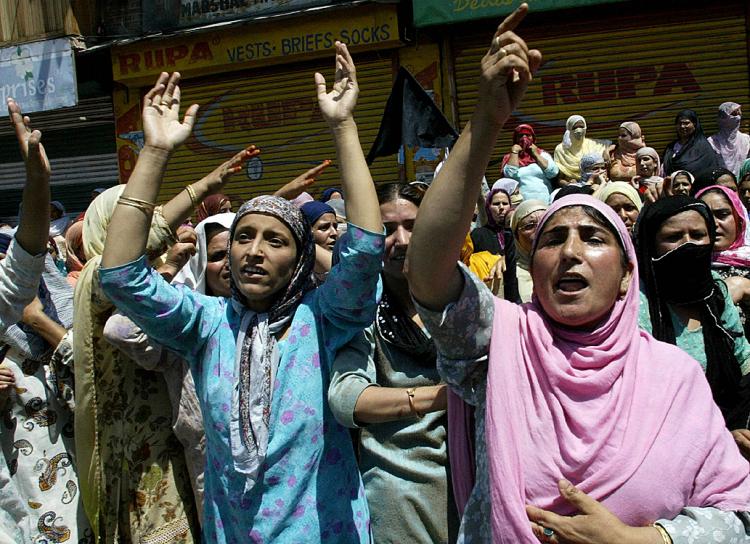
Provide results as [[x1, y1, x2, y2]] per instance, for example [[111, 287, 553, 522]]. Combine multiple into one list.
[[100, 224, 383, 544]]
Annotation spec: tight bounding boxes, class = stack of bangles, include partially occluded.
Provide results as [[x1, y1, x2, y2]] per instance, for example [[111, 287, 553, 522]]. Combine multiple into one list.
[[117, 195, 156, 214], [185, 184, 198, 207]]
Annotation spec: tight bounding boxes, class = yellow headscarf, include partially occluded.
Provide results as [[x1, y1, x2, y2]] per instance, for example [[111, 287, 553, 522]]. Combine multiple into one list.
[[553, 115, 608, 180], [73, 186, 177, 540]]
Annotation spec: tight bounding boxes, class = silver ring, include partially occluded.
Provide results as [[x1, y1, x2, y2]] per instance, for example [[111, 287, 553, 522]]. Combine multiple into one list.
[[543, 526, 555, 539]]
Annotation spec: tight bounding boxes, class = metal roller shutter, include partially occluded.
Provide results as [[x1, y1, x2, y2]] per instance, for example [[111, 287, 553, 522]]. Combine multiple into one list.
[[450, 4, 750, 173], [156, 52, 399, 205]]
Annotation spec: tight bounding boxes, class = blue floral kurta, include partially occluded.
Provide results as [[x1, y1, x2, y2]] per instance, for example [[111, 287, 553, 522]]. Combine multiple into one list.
[[100, 224, 383, 544]]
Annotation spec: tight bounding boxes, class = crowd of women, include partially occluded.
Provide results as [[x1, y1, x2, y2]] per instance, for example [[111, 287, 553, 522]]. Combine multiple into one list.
[[2, 4, 750, 543]]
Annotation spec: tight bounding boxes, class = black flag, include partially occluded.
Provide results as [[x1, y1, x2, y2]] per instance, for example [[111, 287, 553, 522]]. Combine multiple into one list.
[[366, 67, 458, 165]]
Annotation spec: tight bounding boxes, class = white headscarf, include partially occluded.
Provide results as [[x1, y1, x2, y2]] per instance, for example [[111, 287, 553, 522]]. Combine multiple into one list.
[[562, 115, 587, 149], [708, 101, 750, 177], [172, 213, 235, 295]]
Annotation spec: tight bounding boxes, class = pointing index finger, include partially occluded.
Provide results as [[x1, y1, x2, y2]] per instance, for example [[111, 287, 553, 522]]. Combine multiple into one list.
[[496, 3, 529, 37]]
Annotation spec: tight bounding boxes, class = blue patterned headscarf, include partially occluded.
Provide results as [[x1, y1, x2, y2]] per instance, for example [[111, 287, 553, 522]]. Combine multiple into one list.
[[226, 195, 316, 492]]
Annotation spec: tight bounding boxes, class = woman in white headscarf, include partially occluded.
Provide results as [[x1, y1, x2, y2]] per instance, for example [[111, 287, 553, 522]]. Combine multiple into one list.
[[708, 102, 750, 177], [553, 115, 609, 184]]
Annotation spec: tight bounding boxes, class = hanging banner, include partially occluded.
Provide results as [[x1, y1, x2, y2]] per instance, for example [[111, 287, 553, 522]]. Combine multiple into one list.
[[0, 38, 77, 114], [413, 0, 626, 27]]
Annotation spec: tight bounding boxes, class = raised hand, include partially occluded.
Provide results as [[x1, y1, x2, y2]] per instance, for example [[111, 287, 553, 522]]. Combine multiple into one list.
[[315, 42, 359, 127], [274, 160, 333, 200], [195, 145, 260, 196], [478, 4, 542, 127], [142, 72, 199, 153], [8, 98, 50, 181], [159, 238, 197, 282]]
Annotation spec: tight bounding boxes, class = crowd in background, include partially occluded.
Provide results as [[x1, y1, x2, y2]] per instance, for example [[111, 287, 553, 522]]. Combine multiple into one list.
[[2, 5, 750, 544]]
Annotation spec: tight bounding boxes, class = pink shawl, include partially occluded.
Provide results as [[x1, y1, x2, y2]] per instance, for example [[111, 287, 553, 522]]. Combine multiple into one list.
[[485, 195, 750, 542], [696, 184, 750, 268]]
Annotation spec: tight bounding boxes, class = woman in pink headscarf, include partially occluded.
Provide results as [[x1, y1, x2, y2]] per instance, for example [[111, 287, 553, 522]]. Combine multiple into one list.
[[406, 7, 750, 543], [607, 121, 645, 181], [709, 102, 750, 177]]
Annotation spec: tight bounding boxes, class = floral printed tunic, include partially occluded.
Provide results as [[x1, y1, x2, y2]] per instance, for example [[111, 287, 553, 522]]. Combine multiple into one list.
[[100, 224, 383, 544], [0, 333, 92, 543]]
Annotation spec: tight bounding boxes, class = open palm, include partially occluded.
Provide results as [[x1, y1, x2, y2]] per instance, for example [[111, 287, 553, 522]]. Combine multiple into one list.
[[315, 41, 358, 126], [142, 72, 198, 152]]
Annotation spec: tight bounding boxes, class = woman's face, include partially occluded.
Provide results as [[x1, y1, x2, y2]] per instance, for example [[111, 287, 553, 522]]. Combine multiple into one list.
[[205, 230, 231, 297], [584, 161, 607, 179], [230, 213, 298, 311], [517, 130, 533, 148], [490, 192, 511, 225], [636, 154, 657, 177], [605, 193, 640, 230], [670, 174, 692, 196], [516, 210, 544, 254], [531, 207, 631, 328], [677, 117, 696, 140], [219, 199, 233, 214], [653, 210, 710, 257], [311, 212, 338, 250], [715, 174, 739, 192], [328, 191, 343, 201], [617, 127, 631, 145], [700, 191, 738, 251], [381, 198, 418, 281], [739, 178, 750, 211]]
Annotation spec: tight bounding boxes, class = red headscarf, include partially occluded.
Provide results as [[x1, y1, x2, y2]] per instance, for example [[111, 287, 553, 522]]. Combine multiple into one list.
[[501, 124, 544, 170], [197, 193, 232, 222]]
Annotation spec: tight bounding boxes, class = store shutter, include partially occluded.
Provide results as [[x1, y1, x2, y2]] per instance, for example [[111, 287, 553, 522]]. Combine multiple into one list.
[[0, 153, 119, 217], [0, 95, 118, 218], [450, 5, 750, 171], [155, 52, 399, 204]]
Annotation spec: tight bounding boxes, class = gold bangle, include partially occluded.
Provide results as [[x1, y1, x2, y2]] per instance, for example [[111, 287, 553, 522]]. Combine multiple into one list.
[[120, 195, 156, 208], [405, 387, 423, 419], [185, 184, 198, 207], [116, 198, 154, 215], [117, 196, 156, 214], [653, 524, 672, 544]]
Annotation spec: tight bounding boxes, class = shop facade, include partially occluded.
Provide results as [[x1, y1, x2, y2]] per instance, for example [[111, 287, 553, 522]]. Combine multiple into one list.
[[111, 2, 408, 204]]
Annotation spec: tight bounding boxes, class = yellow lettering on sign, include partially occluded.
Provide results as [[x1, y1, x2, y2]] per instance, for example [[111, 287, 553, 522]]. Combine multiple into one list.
[[112, 4, 400, 82]]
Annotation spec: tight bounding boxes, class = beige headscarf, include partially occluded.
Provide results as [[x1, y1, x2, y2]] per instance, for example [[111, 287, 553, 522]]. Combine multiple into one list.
[[594, 181, 643, 212], [72, 185, 177, 539]]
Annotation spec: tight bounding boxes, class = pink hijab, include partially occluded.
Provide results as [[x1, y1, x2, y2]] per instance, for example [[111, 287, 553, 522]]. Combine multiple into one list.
[[696, 184, 750, 268], [485, 195, 750, 542]]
